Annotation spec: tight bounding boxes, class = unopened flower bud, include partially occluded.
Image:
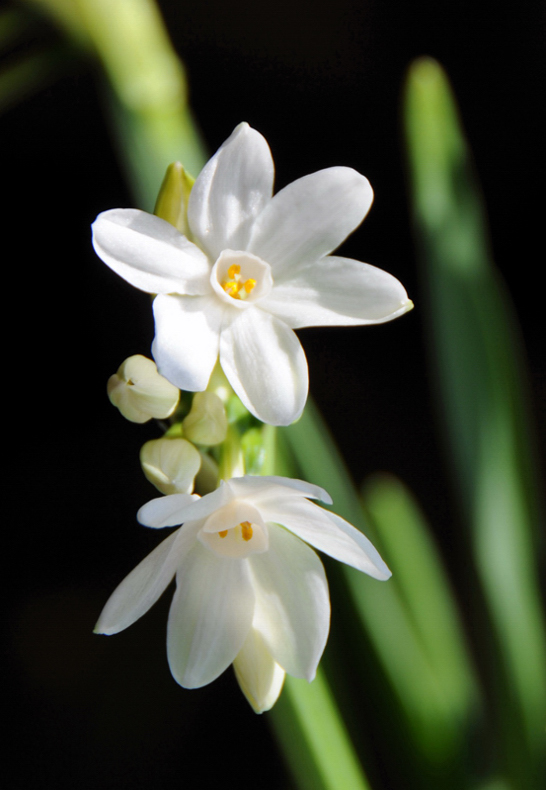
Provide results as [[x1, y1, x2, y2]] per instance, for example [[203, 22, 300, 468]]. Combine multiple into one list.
[[107, 355, 179, 423], [154, 161, 194, 234], [140, 437, 201, 495], [182, 392, 228, 445]]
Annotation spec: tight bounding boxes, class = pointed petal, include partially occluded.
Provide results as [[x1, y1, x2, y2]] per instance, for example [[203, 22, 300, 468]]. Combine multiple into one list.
[[220, 308, 308, 426], [152, 294, 223, 392], [248, 168, 373, 278], [137, 493, 200, 527], [261, 256, 412, 329], [167, 544, 255, 688], [188, 123, 274, 259], [261, 497, 391, 580], [249, 525, 330, 680], [92, 209, 210, 294], [138, 480, 235, 528], [94, 524, 198, 635], [228, 475, 332, 506], [233, 627, 285, 713]]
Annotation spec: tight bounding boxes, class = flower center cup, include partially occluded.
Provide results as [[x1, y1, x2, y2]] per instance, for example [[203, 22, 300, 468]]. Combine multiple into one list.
[[210, 250, 273, 308], [198, 500, 269, 558]]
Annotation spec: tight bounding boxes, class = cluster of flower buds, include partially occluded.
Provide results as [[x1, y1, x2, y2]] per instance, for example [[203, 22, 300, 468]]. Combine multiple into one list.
[[93, 124, 411, 712]]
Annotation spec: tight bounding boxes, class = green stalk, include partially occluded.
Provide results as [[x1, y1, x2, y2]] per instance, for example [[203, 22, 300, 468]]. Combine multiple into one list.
[[270, 670, 372, 790], [24, 0, 207, 205]]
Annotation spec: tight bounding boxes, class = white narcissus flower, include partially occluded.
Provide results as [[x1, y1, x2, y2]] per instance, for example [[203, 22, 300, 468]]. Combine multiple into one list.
[[95, 475, 391, 713], [92, 123, 412, 426]]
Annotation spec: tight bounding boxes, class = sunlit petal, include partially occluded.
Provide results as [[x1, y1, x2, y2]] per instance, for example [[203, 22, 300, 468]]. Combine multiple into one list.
[[188, 123, 274, 259], [152, 294, 224, 392], [92, 209, 210, 294], [248, 167, 373, 278], [260, 256, 412, 329]]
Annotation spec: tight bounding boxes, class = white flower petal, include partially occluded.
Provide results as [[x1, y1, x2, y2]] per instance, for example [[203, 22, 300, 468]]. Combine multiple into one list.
[[249, 525, 330, 680], [220, 308, 308, 426], [92, 209, 210, 294], [233, 627, 285, 713], [167, 543, 255, 688], [94, 524, 198, 635], [188, 123, 274, 260], [138, 481, 235, 528], [261, 256, 412, 329], [248, 168, 373, 278], [228, 475, 332, 506], [137, 493, 200, 527], [261, 497, 391, 580], [152, 294, 224, 392]]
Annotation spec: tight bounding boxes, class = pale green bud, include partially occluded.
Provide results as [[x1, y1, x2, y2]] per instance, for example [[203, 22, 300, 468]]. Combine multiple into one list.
[[140, 437, 201, 495], [107, 355, 180, 423], [182, 392, 228, 446], [154, 161, 194, 234]]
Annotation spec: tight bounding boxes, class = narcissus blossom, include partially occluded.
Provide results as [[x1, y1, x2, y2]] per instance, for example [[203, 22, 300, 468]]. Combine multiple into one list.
[[93, 123, 412, 426], [95, 476, 391, 712]]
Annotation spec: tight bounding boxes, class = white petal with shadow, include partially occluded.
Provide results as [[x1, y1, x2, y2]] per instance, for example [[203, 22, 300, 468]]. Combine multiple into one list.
[[248, 525, 330, 680], [167, 543, 255, 687], [220, 308, 308, 426], [261, 497, 391, 580]]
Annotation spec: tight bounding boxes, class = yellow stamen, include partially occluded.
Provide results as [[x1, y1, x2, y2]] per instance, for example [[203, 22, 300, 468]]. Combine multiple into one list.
[[219, 530, 228, 538], [222, 281, 242, 297], [228, 264, 241, 280], [243, 278, 256, 294], [241, 521, 253, 541]]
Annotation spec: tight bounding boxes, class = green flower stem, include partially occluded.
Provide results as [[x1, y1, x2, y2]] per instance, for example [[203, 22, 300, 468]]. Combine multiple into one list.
[[270, 670, 372, 790], [404, 57, 546, 786]]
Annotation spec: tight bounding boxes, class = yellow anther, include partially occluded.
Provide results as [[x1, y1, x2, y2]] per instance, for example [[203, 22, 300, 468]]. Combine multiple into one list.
[[222, 281, 242, 297], [221, 266, 257, 301], [219, 530, 228, 538], [241, 521, 253, 541]]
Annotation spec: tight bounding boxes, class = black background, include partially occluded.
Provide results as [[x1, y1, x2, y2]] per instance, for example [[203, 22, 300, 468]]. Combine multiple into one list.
[[5, 1, 545, 787]]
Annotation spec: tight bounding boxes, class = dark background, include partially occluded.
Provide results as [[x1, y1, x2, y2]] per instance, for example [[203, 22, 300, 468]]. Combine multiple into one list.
[[5, 1, 545, 787]]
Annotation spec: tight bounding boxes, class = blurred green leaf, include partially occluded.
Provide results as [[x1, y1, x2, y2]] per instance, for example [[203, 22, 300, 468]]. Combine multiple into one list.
[[24, 0, 208, 205], [270, 668, 372, 790], [363, 474, 481, 731], [404, 57, 546, 787], [282, 402, 480, 773]]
